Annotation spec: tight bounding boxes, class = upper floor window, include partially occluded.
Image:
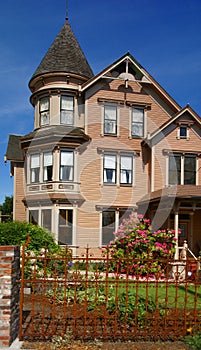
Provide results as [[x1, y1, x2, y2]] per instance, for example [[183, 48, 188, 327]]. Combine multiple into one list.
[[180, 125, 187, 138], [168, 153, 196, 185], [120, 155, 133, 185], [43, 152, 53, 181], [103, 153, 133, 185], [131, 107, 144, 138], [104, 154, 117, 184], [104, 104, 117, 135], [60, 150, 74, 181], [30, 154, 40, 183], [40, 97, 50, 126], [60, 95, 74, 125]]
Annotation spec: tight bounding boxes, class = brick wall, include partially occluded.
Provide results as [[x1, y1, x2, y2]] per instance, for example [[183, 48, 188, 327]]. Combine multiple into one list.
[[0, 246, 20, 347]]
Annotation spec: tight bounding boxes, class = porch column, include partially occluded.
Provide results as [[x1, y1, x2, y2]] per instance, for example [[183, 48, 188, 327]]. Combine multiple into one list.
[[174, 211, 179, 259]]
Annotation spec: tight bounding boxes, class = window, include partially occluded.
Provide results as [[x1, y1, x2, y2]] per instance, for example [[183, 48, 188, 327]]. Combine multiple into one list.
[[104, 154, 116, 184], [102, 209, 133, 246], [60, 95, 74, 125], [104, 104, 117, 135], [120, 155, 133, 185], [184, 155, 196, 184], [41, 209, 52, 231], [58, 209, 73, 245], [30, 154, 40, 183], [102, 210, 115, 246], [60, 150, 74, 181], [40, 97, 50, 126], [43, 152, 53, 181], [131, 107, 144, 137], [180, 125, 187, 138], [168, 153, 196, 185], [29, 210, 39, 225], [103, 152, 133, 186]]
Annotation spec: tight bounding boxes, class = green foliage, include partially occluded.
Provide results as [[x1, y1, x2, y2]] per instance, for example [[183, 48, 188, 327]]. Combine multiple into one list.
[[0, 196, 13, 222], [184, 330, 201, 349], [104, 214, 177, 276], [0, 221, 59, 253]]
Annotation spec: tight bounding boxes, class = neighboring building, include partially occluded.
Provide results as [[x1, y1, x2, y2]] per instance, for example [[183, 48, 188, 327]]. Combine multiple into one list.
[[5, 20, 201, 256]]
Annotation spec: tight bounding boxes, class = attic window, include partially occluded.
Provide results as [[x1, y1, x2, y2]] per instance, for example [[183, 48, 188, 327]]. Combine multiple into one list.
[[177, 125, 189, 139]]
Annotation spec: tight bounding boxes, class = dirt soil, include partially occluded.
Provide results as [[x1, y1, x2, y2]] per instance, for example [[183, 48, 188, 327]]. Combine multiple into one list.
[[22, 340, 190, 349]]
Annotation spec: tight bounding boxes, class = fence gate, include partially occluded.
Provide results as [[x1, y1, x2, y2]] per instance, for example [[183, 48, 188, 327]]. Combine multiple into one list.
[[19, 241, 201, 342]]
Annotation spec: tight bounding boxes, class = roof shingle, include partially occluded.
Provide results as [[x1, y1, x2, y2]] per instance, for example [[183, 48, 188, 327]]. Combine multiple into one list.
[[30, 22, 93, 81]]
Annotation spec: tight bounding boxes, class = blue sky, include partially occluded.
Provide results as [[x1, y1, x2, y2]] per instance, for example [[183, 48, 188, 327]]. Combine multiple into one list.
[[1, 0, 201, 203]]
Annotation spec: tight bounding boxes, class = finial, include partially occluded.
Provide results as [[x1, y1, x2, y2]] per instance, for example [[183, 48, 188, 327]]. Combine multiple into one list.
[[66, 0, 69, 21]]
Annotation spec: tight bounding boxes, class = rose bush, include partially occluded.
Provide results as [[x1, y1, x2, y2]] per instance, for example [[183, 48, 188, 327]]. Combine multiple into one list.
[[104, 213, 177, 276]]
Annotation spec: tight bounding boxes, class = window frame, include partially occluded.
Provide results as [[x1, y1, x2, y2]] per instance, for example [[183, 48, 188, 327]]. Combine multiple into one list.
[[131, 107, 144, 138], [104, 104, 117, 136], [168, 153, 197, 185], [101, 209, 133, 246], [60, 150, 74, 182], [120, 154, 133, 185], [60, 95, 74, 125], [103, 153, 117, 184], [58, 208, 73, 245], [39, 97, 50, 126], [30, 154, 40, 183], [43, 151, 53, 182]]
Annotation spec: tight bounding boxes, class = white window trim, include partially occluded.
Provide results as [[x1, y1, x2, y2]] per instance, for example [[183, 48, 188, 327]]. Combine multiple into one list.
[[177, 125, 190, 140], [130, 106, 145, 139], [101, 103, 119, 137], [167, 153, 197, 186], [56, 206, 76, 248], [27, 206, 53, 232], [101, 151, 135, 187]]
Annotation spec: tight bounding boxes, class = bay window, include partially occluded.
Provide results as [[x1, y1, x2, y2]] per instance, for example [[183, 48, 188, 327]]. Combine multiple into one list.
[[43, 152, 53, 181], [41, 209, 52, 231], [58, 209, 73, 245], [30, 154, 40, 183], [40, 97, 50, 126], [60, 150, 74, 181], [60, 95, 74, 125], [131, 107, 144, 138]]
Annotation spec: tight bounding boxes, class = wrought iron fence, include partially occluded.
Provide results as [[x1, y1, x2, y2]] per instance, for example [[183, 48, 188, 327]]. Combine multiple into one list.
[[19, 243, 201, 341]]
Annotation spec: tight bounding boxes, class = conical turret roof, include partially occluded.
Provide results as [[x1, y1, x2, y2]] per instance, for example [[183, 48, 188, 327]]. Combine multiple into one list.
[[30, 22, 94, 81]]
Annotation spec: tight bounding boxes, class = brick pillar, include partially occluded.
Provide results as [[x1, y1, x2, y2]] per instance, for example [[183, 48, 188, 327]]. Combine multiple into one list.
[[0, 246, 20, 347]]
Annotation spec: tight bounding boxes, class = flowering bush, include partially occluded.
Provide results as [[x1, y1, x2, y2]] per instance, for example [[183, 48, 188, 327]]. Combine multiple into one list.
[[104, 213, 177, 276]]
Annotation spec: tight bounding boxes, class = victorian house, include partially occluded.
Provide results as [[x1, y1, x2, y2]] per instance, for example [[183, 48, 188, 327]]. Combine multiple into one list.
[[5, 20, 201, 256]]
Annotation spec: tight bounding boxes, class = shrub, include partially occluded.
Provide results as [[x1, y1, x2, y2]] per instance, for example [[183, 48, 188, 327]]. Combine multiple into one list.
[[0, 221, 59, 254], [104, 213, 177, 276]]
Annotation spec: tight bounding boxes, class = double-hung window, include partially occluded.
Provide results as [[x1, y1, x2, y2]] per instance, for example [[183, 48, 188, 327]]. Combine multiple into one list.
[[120, 155, 133, 185], [60, 150, 74, 181], [43, 152, 53, 181], [30, 154, 40, 183], [103, 153, 133, 185], [104, 154, 116, 184], [40, 97, 50, 126], [104, 104, 117, 135], [168, 153, 196, 185], [131, 107, 144, 138], [60, 95, 74, 125]]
